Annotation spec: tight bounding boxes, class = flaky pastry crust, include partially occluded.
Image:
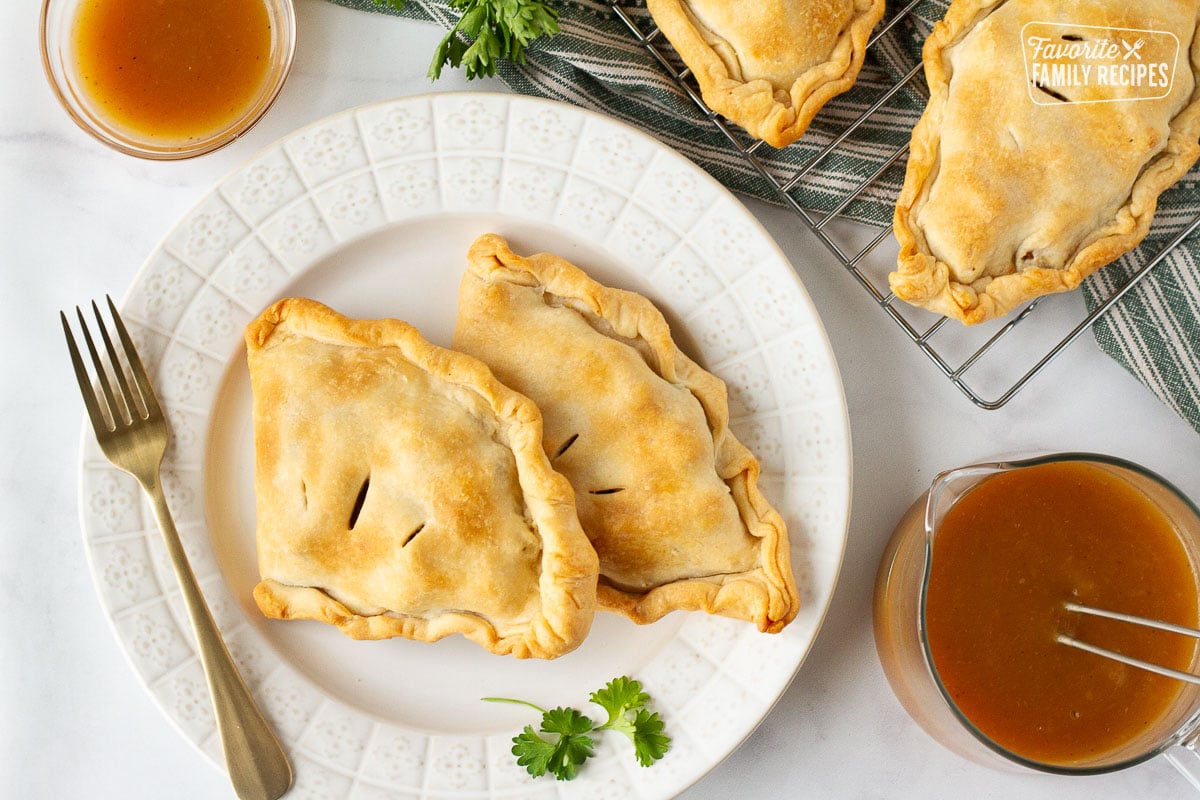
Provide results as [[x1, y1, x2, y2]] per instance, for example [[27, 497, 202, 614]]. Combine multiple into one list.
[[647, 0, 886, 147], [891, 0, 1200, 324], [246, 298, 598, 659], [453, 234, 800, 632]]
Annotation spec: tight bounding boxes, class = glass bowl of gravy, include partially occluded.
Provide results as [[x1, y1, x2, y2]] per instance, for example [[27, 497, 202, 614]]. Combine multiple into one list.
[[874, 453, 1200, 780], [40, 0, 296, 159]]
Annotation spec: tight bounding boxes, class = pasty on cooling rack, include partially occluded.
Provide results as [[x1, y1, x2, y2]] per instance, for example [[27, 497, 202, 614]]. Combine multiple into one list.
[[645, 0, 886, 147], [453, 234, 799, 632], [890, 0, 1200, 325], [245, 298, 598, 659]]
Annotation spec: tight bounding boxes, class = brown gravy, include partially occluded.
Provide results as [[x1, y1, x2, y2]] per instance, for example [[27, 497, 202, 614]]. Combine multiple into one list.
[[925, 460, 1198, 764], [71, 0, 274, 143]]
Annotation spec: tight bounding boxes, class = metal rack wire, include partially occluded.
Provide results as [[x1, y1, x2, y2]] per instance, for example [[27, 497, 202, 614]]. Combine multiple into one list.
[[610, 0, 1200, 409]]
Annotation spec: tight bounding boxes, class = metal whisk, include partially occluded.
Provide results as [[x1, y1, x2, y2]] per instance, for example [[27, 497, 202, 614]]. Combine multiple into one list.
[[1058, 602, 1200, 686]]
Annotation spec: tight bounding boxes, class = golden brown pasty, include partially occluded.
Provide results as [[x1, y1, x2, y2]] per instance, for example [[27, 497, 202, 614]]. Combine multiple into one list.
[[646, 0, 887, 147], [246, 298, 598, 659], [453, 235, 799, 632], [891, 0, 1200, 324]]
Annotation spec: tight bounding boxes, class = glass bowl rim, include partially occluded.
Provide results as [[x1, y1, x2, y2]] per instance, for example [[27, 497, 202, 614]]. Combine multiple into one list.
[[39, 0, 298, 160]]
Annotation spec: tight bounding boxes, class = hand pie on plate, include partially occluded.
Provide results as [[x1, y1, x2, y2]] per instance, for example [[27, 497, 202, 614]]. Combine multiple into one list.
[[453, 235, 800, 632], [890, 0, 1200, 324], [245, 298, 598, 659], [646, 0, 886, 147]]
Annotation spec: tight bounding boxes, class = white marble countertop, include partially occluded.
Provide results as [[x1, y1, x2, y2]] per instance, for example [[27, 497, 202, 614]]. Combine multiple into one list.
[[5, 1, 1200, 798]]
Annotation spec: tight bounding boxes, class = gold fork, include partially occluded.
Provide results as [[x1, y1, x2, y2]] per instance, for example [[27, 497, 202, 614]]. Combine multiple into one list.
[[63, 297, 292, 800]]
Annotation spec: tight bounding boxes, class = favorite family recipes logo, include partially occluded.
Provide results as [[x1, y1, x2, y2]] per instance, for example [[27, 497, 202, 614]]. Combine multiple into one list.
[[1021, 21, 1179, 105]]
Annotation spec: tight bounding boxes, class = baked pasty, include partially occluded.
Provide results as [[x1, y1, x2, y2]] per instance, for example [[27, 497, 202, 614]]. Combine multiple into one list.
[[246, 298, 598, 659], [646, 0, 887, 147], [891, 0, 1200, 324], [453, 235, 799, 632]]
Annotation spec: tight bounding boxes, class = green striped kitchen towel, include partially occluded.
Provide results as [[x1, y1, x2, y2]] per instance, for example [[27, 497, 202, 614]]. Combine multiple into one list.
[[325, 0, 1200, 433], [325, 0, 927, 215]]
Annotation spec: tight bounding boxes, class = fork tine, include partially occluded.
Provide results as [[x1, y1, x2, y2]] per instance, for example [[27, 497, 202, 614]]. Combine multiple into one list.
[[61, 311, 113, 435], [75, 305, 128, 426], [91, 299, 143, 420], [106, 295, 163, 420]]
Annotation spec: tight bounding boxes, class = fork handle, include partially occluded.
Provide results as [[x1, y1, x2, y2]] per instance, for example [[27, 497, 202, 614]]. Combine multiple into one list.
[[145, 478, 293, 800]]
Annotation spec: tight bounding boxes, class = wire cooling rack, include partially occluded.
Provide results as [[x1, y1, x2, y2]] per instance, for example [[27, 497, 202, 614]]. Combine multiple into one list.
[[610, 0, 1200, 409]]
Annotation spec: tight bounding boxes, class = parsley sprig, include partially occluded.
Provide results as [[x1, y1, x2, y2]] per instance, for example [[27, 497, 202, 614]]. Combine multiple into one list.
[[484, 676, 671, 781], [374, 0, 560, 80]]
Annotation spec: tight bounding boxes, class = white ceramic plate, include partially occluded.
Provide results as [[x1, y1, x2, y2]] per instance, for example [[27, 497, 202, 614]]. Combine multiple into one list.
[[78, 92, 851, 799]]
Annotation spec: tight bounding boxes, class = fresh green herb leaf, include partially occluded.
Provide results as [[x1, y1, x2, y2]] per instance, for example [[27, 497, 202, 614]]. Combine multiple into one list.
[[510, 708, 595, 781], [541, 706, 595, 739], [429, 0, 560, 80], [629, 708, 671, 766], [370, 0, 558, 80], [590, 677, 670, 766], [541, 707, 596, 779], [512, 725, 559, 778], [590, 676, 651, 728], [485, 676, 670, 780]]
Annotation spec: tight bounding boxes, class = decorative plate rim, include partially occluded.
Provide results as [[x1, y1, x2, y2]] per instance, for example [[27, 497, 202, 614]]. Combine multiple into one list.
[[76, 90, 853, 800]]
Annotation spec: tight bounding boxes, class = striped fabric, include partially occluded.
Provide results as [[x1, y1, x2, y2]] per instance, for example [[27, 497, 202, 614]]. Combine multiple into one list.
[[326, 0, 1200, 433]]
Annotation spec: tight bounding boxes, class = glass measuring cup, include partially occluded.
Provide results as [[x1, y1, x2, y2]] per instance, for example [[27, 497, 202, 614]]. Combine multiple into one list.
[[873, 452, 1200, 784]]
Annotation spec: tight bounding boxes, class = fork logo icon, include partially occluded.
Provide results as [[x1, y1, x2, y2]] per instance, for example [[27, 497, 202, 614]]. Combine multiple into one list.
[[1122, 38, 1147, 60]]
